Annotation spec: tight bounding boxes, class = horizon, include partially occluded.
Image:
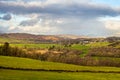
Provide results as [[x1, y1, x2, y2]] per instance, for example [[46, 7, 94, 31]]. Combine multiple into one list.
[[0, 0, 120, 37], [0, 32, 117, 38]]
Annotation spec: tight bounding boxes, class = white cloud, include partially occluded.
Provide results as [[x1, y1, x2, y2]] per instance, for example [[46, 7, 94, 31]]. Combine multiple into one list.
[[19, 17, 64, 34], [113, 32, 120, 36], [56, 19, 63, 24], [0, 0, 93, 8], [17, 24, 61, 34], [0, 0, 120, 37], [105, 20, 120, 30], [43, 0, 92, 5]]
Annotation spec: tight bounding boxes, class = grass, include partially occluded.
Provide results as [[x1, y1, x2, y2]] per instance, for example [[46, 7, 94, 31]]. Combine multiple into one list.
[[0, 42, 111, 58], [0, 38, 28, 43], [0, 56, 120, 80], [93, 57, 120, 62], [86, 42, 109, 47], [0, 56, 120, 72], [6, 42, 109, 49], [10, 43, 63, 49], [0, 43, 91, 57], [0, 69, 120, 80], [69, 44, 90, 57], [68, 42, 108, 57]]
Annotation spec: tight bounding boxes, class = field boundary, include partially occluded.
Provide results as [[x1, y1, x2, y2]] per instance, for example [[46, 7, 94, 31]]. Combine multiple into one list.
[[0, 66, 120, 73]]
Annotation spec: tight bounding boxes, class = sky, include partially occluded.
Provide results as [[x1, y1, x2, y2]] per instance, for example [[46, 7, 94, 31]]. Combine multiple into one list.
[[0, 0, 120, 37]]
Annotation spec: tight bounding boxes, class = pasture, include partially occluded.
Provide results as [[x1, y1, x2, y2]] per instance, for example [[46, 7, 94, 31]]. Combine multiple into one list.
[[0, 56, 120, 80], [0, 69, 120, 80], [0, 56, 120, 72]]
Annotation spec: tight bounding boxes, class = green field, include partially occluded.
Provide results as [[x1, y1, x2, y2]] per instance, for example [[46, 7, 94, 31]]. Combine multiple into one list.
[[0, 56, 120, 72], [93, 57, 120, 61], [0, 42, 111, 58], [10, 43, 63, 49], [1, 42, 120, 80], [0, 56, 120, 80], [0, 38, 28, 43], [0, 69, 120, 80], [10, 42, 109, 48], [1, 43, 91, 57], [86, 42, 109, 47]]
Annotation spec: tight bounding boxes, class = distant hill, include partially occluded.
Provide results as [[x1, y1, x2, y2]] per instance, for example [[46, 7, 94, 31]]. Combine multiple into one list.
[[0, 33, 89, 41], [0, 33, 62, 41], [0, 33, 65, 43], [0, 33, 105, 43], [57, 34, 89, 39]]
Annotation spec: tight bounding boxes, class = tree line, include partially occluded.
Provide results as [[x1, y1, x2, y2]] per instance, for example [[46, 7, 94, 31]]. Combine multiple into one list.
[[0, 42, 120, 67]]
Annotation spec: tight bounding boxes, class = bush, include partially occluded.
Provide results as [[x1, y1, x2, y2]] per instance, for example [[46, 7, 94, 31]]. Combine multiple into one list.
[[87, 46, 120, 58]]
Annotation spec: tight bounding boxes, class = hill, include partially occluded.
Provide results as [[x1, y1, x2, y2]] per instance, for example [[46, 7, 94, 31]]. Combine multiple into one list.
[[0, 33, 92, 43], [0, 33, 117, 44], [0, 33, 63, 43], [0, 56, 120, 80], [57, 34, 89, 39], [0, 56, 120, 72]]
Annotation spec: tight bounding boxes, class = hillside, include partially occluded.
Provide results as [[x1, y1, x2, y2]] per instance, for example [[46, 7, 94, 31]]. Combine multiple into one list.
[[57, 34, 89, 39], [1, 33, 120, 46], [0, 33, 90, 40], [0, 33, 107, 44], [0, 33, 62, 41], [0, 33, 93, 44], [0, 33, 64, 43], [0, 56, 120, 72], [0, 56, 120, 80]]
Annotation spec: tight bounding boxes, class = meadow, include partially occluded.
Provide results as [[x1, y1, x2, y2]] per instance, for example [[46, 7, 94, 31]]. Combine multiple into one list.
[[0, 56, 120, 72], [10, 43, 63, 49], [0, 69, 120, 80], [9, 42, 109, 49], [9, 42, 109, 57], [0, 56, 120, 80], [0, 42, 120, 80]]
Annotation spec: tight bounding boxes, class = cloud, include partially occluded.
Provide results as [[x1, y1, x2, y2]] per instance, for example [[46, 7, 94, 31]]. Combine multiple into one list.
[[0, 14, 12, 21], [0, 26, 9, 33], [19, 18, 40, 26], [17, 25, 60, 34], [0, 0, 120, 37], [113, 32, 120, 37], [0, 0, 119, 18], [104, 20, 120, 30]]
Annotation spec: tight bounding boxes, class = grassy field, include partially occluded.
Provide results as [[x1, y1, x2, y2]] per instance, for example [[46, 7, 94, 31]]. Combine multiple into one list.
[[69, 42, 109, 56], [86, 42, 109, 47], [10, 43, 63, 49], [0, 56, 120, 72], [0, 43, 91, 57], [0, 56, 120, 80], [0, 42, 111, 58], [0, 38, 29, 43], [0, 69, 120, 80], [93, 57, 120, 62], [10, 42, 109, 48], [68, 44, 90, 57]]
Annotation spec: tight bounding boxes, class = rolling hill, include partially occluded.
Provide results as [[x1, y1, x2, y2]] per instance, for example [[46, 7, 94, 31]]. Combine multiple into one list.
[[0, 33, 90, 43], [0, 56, 120, 72]]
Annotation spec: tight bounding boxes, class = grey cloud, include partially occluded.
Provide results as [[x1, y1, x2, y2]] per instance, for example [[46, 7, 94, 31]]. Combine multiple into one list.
[[0, 0, 46, 2], [0, 26, 21, 33], [19, 18, 40, 26], [0, 0, 120, 37], [0, 14, 12, 20], [0, 1, 119, 18], [0, 26, 9, 33], [57, 19, 114, 37]]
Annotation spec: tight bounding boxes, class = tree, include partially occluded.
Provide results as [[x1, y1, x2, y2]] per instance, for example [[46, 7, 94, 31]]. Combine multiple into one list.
[[2, 42, 10, 55]]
